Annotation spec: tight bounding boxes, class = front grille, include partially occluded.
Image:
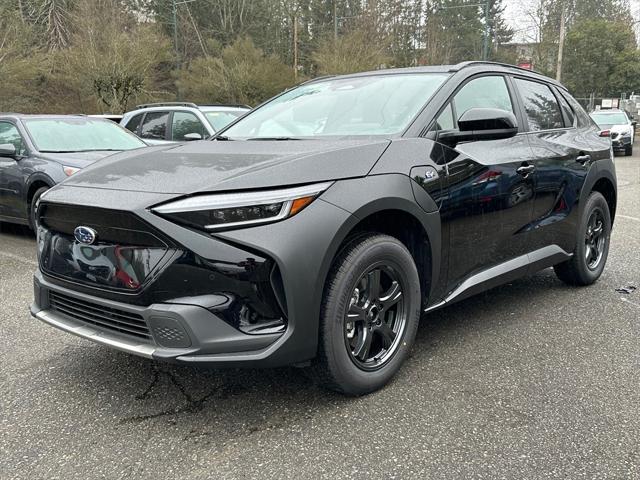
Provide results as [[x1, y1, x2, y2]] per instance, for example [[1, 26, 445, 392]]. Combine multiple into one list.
[[49, 291, 152, 341]]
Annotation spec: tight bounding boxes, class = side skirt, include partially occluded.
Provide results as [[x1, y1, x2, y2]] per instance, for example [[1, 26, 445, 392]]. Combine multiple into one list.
[[425, 245, 572, 313]]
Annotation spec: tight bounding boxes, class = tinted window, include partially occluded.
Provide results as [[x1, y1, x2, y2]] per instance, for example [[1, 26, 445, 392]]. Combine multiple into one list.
[[0, 122, 26, 156], [559, 91, 593, 128], [23, 118, 146, 152], [515, 78, 564, 131], [125, 114, 143, 134], [140, 112, 169, 140], [556, 91, 575, 127], [171, 112, 206, 141], [454, 76, 514, 119], [223, 73, 450, 138]]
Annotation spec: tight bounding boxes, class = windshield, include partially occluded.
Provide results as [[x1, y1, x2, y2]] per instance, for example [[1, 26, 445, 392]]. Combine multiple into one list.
[[590, 112, 628, 126], [204, 111, 247, 131], [222, 73, 450, 138], [23, 118, 147, 152]]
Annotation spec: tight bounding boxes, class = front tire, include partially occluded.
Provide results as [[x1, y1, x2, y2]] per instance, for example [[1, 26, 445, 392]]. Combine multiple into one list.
[[312, 234, 421, 395], [625, 144, 633, 156], [554, 191, 611, 286]]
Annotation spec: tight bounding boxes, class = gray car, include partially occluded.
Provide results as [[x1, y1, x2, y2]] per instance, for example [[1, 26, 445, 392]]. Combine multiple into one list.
[[31, 62, 616, 395], [0, 115, 147, 229]]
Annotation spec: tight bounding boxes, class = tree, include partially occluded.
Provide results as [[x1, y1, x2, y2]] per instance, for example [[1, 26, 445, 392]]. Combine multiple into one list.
[[60, 0, 172, 113], [312, 26, 391, 74], [175, 37, 296, 106], [562, 19, 638, 97]]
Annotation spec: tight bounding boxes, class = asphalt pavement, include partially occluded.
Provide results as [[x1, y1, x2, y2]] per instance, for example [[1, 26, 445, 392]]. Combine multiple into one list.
[[1, 155, 639, 479]]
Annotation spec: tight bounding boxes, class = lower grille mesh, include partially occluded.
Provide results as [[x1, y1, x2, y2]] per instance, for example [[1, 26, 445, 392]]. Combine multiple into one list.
[[49, 291, 151, 340]]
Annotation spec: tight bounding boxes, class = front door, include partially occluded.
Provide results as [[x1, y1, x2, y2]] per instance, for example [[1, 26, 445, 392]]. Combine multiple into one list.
[[0, 121, 28, 219], [432, 75, 537, 292]]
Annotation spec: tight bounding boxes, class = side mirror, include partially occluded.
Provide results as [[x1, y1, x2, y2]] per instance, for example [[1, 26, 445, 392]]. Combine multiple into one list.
[[439, 108, 518, 146], [0, 143, 16, 158], [183, 132, 203, 141]]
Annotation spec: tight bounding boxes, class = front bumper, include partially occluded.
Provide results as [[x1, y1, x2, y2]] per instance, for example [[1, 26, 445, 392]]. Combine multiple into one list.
[[612, 135, 632, 150], [31, 270, 284, 365]]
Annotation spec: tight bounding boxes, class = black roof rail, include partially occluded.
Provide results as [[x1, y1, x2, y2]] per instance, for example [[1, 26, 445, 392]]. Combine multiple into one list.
[[452, 60, 546, 76], [135, 102, 198, 109]]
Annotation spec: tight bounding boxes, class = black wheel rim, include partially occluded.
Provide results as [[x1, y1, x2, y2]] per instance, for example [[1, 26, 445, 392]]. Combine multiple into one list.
[[344, 263, 407, 371], [585, 208, 606, 270]]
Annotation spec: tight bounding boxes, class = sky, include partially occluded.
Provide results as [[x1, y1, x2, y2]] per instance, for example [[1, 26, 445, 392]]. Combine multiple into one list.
[[503, 0, 640, 42]]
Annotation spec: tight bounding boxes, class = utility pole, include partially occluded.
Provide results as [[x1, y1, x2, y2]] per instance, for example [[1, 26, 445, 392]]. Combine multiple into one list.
[[334, 0, 338, 42], [556, 6, 566, 82], [482, 1, 490, 61], [293, 14, 298, 81]]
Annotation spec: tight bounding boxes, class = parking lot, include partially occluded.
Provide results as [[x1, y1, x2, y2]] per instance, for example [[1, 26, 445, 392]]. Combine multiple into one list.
[[0, 154, 638, 479]]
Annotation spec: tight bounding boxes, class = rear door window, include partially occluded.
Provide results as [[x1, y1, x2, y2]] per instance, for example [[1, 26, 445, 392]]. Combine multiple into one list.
[[514, 78, 564, 131], [140, 112, 169, 140]]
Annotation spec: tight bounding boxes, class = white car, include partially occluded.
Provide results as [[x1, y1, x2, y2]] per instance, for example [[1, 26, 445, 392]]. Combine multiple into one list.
[[590, 109, 636, 156], [120, 102, 250, 145]]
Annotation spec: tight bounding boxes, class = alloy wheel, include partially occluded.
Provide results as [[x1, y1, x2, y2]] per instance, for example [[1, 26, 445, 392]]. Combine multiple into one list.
[[585, 208, 606, 270], [344, 264, 408, 371]]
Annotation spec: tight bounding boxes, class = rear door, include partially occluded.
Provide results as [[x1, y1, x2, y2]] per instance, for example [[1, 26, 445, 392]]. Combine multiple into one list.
[[512, 77, 594, 255], [432, 74, 537, 291]]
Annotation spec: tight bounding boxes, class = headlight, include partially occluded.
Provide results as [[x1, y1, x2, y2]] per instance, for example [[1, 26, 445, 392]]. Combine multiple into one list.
[[152, 182, 333, 232], [63, 166, 81, 176]]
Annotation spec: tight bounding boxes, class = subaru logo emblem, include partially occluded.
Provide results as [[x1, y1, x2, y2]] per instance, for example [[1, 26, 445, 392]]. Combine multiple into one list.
[[74, 226, 97, 245]]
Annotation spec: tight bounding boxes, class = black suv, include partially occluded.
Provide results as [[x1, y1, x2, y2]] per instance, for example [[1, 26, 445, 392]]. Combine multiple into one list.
[[31, 63, 616, 395]]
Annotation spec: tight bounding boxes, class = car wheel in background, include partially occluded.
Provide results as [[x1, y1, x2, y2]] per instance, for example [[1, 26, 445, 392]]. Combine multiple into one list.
[[554, 192, 611, 286], [625, 144, 633, 156], [28, 186, 49, 231], [312, 234, 421, 396]]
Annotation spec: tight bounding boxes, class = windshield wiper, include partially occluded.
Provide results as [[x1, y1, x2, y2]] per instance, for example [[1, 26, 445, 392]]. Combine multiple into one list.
[[213, 135, 234, 141], [40, 149, 123, 153], [246, 137, 301, 141]]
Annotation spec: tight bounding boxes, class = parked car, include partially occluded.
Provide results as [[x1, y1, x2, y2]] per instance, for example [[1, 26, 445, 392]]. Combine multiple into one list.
[[31, 62, 616, 395], [589, 109, 636, 155], [120, 102, 250, 145], [0, 114, 147, 229]]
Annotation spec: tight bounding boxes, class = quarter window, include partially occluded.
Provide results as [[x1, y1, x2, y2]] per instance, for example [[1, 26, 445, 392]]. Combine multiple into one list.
[[515, 78, 564, 131], [556, 90, 575, 127], [171, 112, 206, 141], [125, 114, 143, 134], [0, 122, 26, 156], [140, 112, 169, 140]]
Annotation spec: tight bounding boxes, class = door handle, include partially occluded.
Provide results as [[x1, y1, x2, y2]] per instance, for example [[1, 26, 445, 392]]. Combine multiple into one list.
[[516, 164, 535, 176], [576, 154, 591, 164]]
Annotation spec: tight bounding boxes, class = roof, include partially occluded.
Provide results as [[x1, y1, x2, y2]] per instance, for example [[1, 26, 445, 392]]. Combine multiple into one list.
[[0, 113, 102, 121], [303, 61, 564, 89], [133, 102, 251, 110]]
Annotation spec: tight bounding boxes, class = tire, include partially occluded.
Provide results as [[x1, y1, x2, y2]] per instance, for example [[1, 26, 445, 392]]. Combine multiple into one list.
[[28, 186, 49, 231], [312, 234, 421, 396], [554, 191, 611, 286], [625, 144, 633, 156]]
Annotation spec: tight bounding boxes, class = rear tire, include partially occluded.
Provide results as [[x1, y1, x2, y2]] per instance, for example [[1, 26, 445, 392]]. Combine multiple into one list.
[[312, 234, 421, 396], [28, 186, 49, 231], [554, 191, 611, 286]]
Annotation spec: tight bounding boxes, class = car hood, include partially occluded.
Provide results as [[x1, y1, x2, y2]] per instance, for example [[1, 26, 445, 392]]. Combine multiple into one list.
[[609, 124, 632, 134], [61, 139, 391, 194], [38, 150, 127, 168]]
